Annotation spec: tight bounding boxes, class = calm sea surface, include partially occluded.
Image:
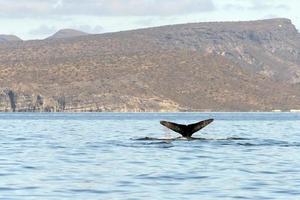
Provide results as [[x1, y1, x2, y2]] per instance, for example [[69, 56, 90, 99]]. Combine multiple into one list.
[[0, 112, 300, 200]]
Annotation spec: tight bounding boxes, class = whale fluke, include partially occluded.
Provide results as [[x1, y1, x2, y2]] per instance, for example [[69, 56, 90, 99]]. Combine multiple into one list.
[[160, 119, 214, 138]]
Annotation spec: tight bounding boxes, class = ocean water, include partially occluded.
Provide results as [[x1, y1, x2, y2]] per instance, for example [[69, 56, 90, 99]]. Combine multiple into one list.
[[0, 112, 300, 200]]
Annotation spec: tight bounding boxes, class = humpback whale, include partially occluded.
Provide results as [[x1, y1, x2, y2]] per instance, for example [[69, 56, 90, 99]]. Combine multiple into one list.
[[160, 119, 214, 138]]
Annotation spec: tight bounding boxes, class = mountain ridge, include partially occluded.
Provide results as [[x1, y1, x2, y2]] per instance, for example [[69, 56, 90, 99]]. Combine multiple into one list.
[[47, 29, 89, 39], [0, 18, 299, 112], [0, 34, 22, 43]]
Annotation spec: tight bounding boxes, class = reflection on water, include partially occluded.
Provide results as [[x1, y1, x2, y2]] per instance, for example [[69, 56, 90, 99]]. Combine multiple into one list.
[[0, 112, 300, 199]]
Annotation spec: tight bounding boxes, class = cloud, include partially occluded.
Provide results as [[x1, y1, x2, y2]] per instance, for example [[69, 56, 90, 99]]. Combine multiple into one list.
[[29, 25, 57, 35], [75, 25, 104, 33], [250, 0, 290, 11], [83, 0, 216, 16], [0, 0, 54, 17], [0, 0, 215, 18], [222, 0, 290, 11]]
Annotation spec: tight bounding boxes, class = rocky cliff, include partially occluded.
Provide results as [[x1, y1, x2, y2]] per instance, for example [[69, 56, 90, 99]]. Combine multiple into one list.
[[0, 18, 300, 112]]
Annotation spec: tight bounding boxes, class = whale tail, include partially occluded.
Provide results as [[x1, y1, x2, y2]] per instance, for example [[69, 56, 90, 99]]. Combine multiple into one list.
[[160, 119, 214, 138]]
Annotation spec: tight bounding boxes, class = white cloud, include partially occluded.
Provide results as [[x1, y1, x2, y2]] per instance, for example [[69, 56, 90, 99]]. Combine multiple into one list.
[[29, 25, 57, 35], [0, 0, 215, 17], [0, 0, 54, 17], [222, 0, 290, 11], [76, 25, 104, 33]]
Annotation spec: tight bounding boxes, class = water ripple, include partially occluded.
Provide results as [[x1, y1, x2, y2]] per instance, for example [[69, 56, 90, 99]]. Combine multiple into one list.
[[1, 113, 300, 199]]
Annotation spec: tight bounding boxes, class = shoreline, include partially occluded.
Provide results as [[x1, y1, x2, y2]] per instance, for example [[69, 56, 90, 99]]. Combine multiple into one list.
[[0, 111, 299, 113]]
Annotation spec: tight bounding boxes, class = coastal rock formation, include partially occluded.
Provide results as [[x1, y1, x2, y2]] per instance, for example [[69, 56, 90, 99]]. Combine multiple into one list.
[[0, 18, 300, 112]]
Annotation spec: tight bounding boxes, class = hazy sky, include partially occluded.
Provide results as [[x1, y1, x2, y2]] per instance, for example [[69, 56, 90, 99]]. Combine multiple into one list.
[[0, 0, 299, 40]]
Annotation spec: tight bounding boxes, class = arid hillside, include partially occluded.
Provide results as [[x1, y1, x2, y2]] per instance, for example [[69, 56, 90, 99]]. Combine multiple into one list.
[[0, 18, 300, 112], [0, 34, 22, 43]]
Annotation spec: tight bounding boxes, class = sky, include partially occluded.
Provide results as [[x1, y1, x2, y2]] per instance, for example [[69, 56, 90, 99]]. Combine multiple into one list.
[[0, 0, 299, 40]]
